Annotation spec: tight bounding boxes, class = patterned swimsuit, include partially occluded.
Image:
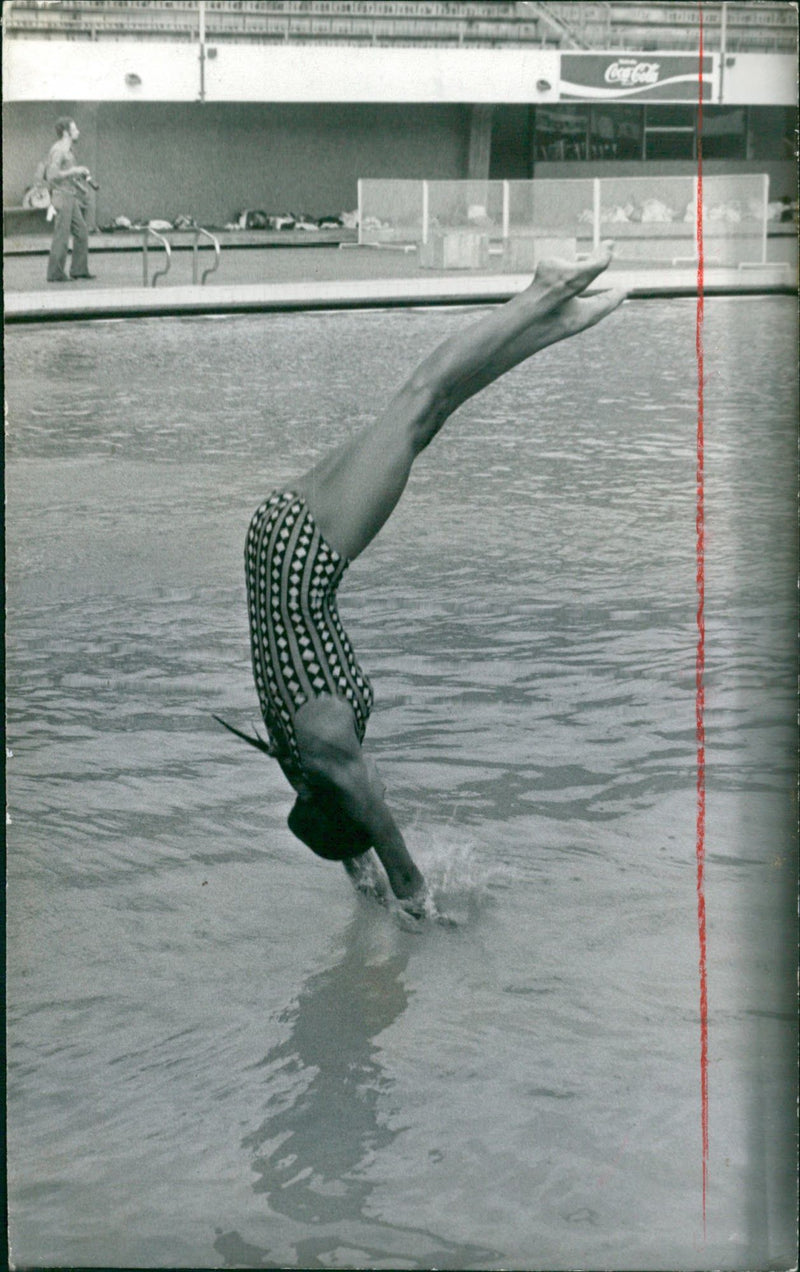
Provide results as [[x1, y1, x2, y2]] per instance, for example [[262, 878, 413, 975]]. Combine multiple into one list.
[[245, 490, 374, 785]]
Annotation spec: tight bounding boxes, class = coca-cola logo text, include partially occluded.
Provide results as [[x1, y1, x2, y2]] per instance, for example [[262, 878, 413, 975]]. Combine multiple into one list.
[[604, 60, 661, 87]]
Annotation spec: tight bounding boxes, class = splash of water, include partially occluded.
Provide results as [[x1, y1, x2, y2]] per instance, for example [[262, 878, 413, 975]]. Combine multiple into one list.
[[402, 826, 516, 928]]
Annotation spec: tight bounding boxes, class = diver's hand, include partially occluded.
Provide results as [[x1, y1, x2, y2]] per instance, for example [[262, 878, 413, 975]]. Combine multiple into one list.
[[343, 853, 390, 906], [397, 890, 458, 929]]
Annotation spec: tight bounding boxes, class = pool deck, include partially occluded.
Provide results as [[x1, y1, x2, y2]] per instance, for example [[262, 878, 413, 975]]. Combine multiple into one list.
[[4, 233, 796, 322]]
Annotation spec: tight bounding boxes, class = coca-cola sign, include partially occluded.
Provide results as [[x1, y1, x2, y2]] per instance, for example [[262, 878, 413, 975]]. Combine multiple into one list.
[[605, 60, 661, 88], [560, 53, 713, 101]]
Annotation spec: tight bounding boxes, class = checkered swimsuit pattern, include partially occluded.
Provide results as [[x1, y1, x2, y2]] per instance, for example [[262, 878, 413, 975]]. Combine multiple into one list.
[[246, 491, 374, 780]]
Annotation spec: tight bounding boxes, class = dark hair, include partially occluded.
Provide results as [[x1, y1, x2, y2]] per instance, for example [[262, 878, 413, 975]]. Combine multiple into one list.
[[55, 116, 74, 137], [288, 791, 371, 861]]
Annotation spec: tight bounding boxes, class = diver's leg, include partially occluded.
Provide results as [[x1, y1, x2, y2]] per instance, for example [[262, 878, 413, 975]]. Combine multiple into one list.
[[295, 248, 625, 561]]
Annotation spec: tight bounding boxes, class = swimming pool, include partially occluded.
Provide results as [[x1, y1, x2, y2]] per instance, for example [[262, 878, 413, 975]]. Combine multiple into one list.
[[5, 297, 797, 1269]]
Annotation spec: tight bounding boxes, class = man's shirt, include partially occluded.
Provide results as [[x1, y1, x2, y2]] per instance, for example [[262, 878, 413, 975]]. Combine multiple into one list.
[[45, 142, 86, 197]]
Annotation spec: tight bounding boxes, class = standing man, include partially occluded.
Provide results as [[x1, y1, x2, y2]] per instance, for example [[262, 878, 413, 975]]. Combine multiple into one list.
[[45, 117, 96, 283]]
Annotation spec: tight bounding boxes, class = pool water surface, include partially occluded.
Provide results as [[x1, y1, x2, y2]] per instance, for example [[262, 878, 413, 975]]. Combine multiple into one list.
[[5, 297, 798, 1269]]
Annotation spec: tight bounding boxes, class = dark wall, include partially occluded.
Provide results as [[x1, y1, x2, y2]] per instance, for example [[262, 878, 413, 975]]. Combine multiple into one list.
[[490, 105, 534, 180], [3, 100, 471, 222], [3, 101, 97, 200], [5, 101, 793, 219]]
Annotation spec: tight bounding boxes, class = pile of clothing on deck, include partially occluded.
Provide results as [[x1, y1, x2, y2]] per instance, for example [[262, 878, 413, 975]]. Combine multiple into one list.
[[224, 209, 358, 231], [95, 214, 200, 232], [92, 209, 359, 233]]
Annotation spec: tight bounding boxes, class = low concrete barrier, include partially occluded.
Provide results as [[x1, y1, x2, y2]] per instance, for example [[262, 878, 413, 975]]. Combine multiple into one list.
[[503, 235, 578, 269], [419, 231, 489, 270]]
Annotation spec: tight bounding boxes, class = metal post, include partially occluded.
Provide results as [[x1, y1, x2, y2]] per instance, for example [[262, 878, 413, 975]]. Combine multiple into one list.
[[718, 2, 727, 104], [592, 177, 601, 252], [142, 233, 148, 286], [761, 171, 768, 264], [422, 180, 429, 245], [198, 0, 206, 103], [502, 180, 510, 241]]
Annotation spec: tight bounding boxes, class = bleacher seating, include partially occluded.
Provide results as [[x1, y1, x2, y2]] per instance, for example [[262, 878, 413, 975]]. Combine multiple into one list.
[[544, 2, 799, 54], [3, 0, 797, 53], [3, 1, 548, 47]]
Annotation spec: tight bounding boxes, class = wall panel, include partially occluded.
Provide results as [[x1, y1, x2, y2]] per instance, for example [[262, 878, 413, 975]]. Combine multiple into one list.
[[3, 100, 470, 221]]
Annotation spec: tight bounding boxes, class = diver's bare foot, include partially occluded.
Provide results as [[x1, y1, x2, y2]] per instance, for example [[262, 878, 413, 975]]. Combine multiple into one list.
[[554, 286, 628, 336], [527, 243, 615, 309], [492, 282, 627, 369]]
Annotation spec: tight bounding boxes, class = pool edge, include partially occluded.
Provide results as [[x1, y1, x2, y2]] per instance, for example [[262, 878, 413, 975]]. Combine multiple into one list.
[[4, 267, 797, 323]]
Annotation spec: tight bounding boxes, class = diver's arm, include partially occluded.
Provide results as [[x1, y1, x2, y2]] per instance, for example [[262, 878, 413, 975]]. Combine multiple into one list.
[[294, 698, 430, 910], [314, 750, 428, 906], [342, 852, 390, 905]]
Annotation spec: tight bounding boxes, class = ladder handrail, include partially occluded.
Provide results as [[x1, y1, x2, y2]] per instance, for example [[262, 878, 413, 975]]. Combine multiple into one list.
[[142, 226, 172, 287], [192, 226, 221, 285], [141, 224, 221, 286]]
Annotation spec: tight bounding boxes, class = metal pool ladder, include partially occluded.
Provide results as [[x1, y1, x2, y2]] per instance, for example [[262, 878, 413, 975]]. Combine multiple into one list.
[[142, 225, 221, 287]]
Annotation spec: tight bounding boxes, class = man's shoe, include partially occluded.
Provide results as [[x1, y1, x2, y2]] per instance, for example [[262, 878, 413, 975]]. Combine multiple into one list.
[[47, 276, 70, 283], [70, 273, 97, 279]]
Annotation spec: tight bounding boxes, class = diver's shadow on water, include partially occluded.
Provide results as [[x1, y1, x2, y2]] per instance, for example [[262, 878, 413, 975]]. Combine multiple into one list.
[[244, 910, 408, 1227], [213, 906, 497, 1270]]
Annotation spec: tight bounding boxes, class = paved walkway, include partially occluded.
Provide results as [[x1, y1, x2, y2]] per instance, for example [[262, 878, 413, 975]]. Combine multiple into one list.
[[4, 238, 795, 321]]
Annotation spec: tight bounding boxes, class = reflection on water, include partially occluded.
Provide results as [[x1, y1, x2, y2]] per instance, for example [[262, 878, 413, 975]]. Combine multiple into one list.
[[245, 918, 408, 1225], [214, 912, 497, 1270]]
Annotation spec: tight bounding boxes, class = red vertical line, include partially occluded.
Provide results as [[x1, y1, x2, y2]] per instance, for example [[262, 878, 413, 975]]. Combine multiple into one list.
[[695, 3, 709, 1238]]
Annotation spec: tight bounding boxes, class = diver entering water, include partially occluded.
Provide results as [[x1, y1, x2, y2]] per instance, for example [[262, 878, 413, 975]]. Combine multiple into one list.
[[217, 249, 626, 921]]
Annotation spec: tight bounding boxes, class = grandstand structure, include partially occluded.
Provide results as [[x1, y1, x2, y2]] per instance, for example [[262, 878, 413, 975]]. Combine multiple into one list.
[[3, 2, 797, 236], [3, 0, 798, 52], [543, 3, 798, 53]]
